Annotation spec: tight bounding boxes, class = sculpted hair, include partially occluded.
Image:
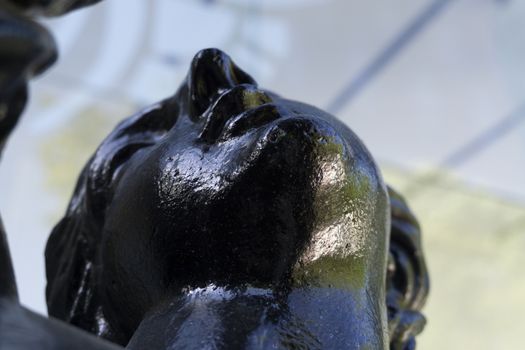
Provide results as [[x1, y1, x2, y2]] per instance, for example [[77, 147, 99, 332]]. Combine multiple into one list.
[[386, 187, 430, 350], [45, 98, 178, 345]]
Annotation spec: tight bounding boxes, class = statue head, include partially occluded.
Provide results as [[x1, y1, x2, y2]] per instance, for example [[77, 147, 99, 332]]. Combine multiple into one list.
[[45, 49, 428, 349]]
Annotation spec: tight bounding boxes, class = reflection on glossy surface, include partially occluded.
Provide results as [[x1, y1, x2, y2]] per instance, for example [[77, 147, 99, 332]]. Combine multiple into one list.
[[45, 49, 428, 349]]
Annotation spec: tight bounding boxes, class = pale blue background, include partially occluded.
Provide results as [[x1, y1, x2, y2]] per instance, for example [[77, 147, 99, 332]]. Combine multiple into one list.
[[0, 1, 524, 348]]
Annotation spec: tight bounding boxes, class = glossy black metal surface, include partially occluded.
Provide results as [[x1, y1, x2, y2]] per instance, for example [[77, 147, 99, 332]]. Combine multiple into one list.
[[44, 48, 429, 349], [0, 1, 429, 348]]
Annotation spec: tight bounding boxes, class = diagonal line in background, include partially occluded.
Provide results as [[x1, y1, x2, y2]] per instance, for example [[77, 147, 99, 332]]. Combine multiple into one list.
[[326, 0, 454, 115], [403, 103, 525, 200], [441, 104, 525, 168]]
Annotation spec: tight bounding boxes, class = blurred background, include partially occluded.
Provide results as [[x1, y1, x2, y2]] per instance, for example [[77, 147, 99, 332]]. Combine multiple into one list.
[[0, 0, 524, 348]]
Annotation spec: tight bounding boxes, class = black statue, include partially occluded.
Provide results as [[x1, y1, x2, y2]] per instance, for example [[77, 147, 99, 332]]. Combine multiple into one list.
[[0, 2, 429, 350]]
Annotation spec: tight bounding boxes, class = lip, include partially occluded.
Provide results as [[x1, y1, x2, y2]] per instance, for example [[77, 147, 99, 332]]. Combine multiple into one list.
[[219, 103, 283, 140], [198, 84, 276, 143]]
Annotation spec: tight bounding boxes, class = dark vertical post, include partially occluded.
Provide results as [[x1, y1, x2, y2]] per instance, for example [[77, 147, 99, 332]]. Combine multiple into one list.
[[0, 5, 57, 301]]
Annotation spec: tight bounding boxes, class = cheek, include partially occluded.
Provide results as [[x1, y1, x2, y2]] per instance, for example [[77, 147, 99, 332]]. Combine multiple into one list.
[[99, 165, 168, 338]]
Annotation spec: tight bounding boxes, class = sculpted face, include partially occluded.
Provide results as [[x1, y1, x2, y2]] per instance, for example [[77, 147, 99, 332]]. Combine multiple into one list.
[[45, 49, 428, 349]]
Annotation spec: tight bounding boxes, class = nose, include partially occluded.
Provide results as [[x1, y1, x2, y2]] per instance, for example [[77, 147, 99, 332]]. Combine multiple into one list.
[[187, 48, 256, 118]]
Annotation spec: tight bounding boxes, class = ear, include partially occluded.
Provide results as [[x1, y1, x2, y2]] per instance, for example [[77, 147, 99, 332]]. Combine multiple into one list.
[[386, 186, 430, 350]]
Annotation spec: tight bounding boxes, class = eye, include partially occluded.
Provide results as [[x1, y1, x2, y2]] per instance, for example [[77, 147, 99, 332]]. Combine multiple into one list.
[[107, 141, 156, 182], [115, 100, 178, 137], [89, 100, 179, 193]]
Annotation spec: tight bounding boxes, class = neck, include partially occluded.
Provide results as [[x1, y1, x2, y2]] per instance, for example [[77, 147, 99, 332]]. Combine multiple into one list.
[[127, 285, 388, 350]]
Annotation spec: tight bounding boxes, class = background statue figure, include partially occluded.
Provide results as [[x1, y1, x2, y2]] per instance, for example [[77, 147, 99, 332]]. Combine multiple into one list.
[[0, 0, 119, 349]]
